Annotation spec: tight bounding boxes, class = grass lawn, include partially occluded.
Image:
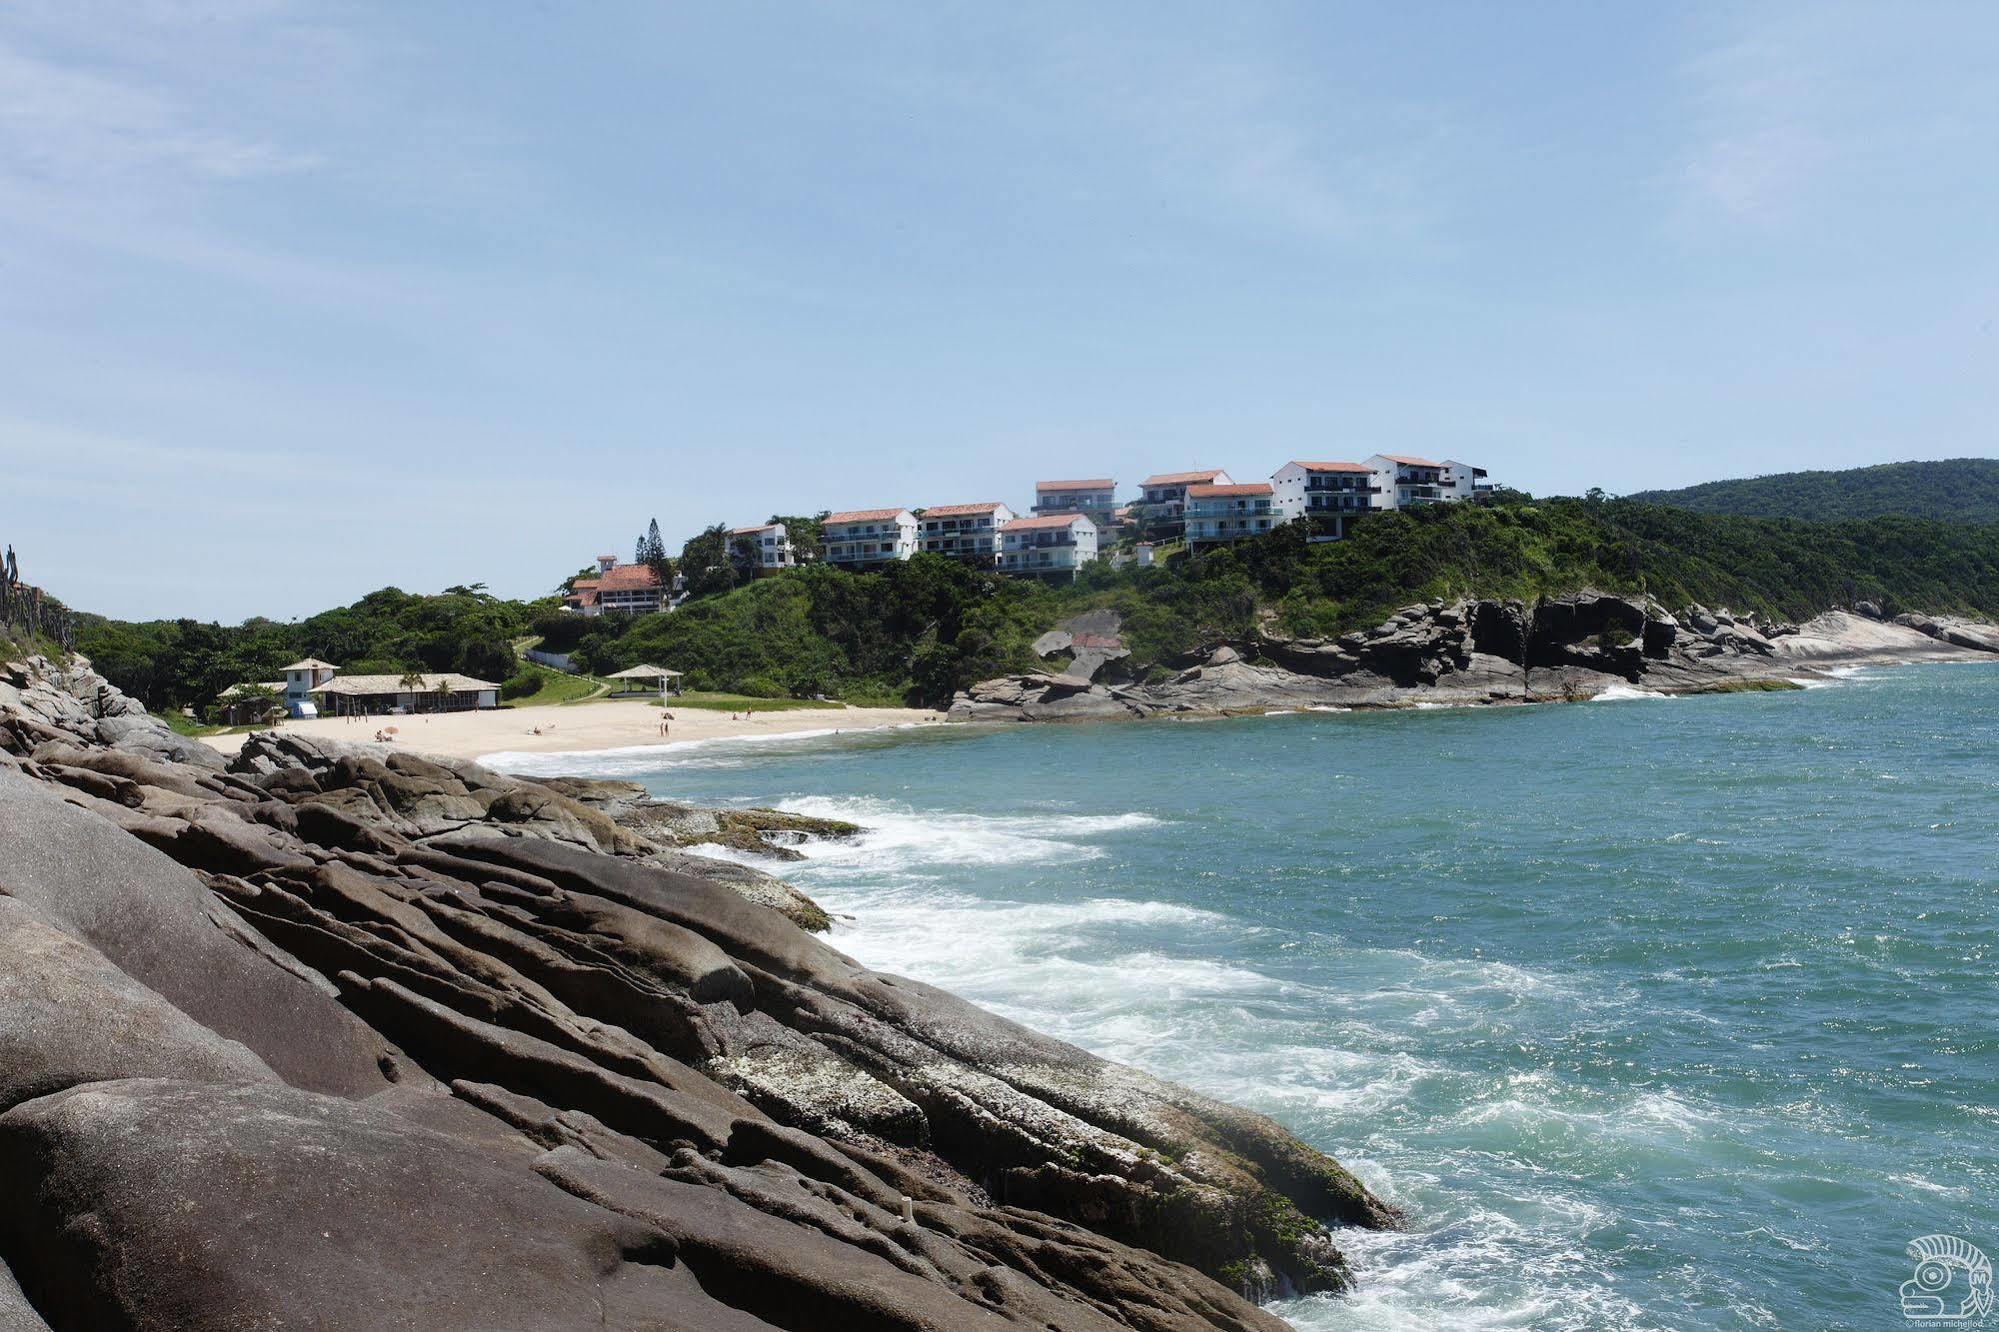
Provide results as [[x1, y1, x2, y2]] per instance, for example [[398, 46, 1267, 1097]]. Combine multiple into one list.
[[499, 666, 608, 708]]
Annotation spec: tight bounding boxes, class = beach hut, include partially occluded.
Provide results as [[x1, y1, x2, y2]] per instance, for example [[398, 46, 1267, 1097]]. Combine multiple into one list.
[[605, 665, 683, 697]]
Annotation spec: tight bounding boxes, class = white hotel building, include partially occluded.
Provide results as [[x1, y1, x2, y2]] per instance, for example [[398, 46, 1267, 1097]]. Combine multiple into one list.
[[918, 502, 1015, 566], [999, 513, 1098, 581], [822, 509, 918, 568]]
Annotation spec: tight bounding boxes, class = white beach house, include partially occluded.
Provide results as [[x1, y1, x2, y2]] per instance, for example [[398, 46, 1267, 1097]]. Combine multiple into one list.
[[1031, 479, 1118, 534], [280, 658, 337, 712], [309, 670, 501, 716], [1184, 482, 1281, 547], [1135, 470, 1233, 533], [918, 503, 1015, 565], [999, 513, 1098, 580], [822, 509, 918, 568], [1271, 461, 1378, 539], [729, 523, 796, 571]]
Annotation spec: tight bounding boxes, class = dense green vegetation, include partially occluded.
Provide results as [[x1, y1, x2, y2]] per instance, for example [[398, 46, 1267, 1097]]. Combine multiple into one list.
[[1628, 458, 1999, 525], [70, 499, 1999, 713], [75, 586, 541, 713], [541, 499, 1999, 705]]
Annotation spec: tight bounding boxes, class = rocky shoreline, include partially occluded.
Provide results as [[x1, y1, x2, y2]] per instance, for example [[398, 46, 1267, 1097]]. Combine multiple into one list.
[[0, 651, 1395, 1331], [949, 597, 1999, 723]]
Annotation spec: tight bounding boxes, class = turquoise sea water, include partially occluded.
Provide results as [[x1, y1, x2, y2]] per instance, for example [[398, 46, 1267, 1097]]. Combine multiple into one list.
[[490, 662, 1999, 1330]]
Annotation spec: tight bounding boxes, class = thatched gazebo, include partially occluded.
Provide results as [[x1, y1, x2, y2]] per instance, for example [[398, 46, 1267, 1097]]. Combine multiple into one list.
[[604, 664, 683, 697]]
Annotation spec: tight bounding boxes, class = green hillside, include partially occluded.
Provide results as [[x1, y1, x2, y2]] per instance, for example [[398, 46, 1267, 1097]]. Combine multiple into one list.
[[1628, 459, 1999, 524], [555, 499, 1999, 704], [72, 498, 1999, 713]]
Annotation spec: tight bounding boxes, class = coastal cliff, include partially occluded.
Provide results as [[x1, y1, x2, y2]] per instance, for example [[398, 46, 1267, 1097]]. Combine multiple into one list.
[[949, 596, 1999, 722], [0, 652, 1394, 1331]]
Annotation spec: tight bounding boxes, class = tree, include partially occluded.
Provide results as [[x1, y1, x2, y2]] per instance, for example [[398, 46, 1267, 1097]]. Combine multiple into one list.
[[634, 518, 668, 569], [433, 676, 452, 713], [398, 670, 425, 713], [679, 525, 740, 600], [768, 513, 825, 563]]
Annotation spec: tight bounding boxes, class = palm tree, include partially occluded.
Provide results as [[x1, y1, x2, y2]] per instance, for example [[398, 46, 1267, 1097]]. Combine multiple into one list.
[[433, 677, 452, 714], [397, 671, 424, 713]]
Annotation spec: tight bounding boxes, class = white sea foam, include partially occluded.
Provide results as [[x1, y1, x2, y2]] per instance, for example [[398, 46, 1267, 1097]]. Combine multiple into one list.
[[1307, 705, 1353, 713], [770, 795, 1166, 874], [1591, 682, 1671, 702]]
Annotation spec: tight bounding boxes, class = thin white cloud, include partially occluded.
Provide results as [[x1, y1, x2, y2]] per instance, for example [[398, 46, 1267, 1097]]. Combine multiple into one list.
[[0, 40, 316, 184], [1671, 3, 1999, 232]]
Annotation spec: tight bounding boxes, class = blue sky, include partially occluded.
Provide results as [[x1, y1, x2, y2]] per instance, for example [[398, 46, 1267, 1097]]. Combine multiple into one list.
[[3, 2, 1995, 621]]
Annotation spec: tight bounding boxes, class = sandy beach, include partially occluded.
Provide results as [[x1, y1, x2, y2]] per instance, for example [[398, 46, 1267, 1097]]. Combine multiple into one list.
[[198, 699, 942, 763]]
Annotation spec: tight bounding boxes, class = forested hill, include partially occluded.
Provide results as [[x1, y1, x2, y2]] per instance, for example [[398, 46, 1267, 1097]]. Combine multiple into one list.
[[69, 499, 1999, 713], [1628, 459, 1999, 524]]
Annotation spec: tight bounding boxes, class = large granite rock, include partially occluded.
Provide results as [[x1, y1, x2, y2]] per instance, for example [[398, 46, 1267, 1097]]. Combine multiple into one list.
[[950, 592, 1999, 721], [0, 656, 1395, 1329]]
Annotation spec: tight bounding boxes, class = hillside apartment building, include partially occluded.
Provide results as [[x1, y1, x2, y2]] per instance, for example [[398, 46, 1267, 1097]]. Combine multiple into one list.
[[1184, 482, 1282, 548], [918, 502, 1015, 565], [1030, 479, 1118, 533], [999, 513, 1098, 580], [1134, 470, 1232, 534], [729, 523, 796, 571], [822, 509, 919, 568], [1271, 462, 1378, 539], [565, 454, 1490, 609]]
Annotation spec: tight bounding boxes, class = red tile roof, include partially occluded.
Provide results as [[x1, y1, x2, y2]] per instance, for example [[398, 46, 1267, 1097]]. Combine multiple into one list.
[[1287, 460, 1374, 473], [1378, 454, 1443, 468], [921, 502, 1008, 517], [1004, 513, 1093, 531], [570, 578, 601, 590], [595, 563, 661, 592], [1034, 479, 1114, 491], [1187, 482, 1273, 498], [824, 508, 912, 524], [729, 524, 779, 535], [1141, 469, 1227, 486]]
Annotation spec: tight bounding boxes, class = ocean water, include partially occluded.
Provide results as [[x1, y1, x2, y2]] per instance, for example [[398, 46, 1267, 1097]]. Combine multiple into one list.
[[489, 663, 1999, 1330]]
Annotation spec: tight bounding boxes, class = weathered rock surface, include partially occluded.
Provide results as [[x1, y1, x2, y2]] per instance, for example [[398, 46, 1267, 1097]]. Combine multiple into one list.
[[0, 655, 1394, 1329], [949, 594, 1999, 722]]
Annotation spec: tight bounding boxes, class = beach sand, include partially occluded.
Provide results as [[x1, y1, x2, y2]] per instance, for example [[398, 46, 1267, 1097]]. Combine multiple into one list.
[[198, 699, 942, 763]]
